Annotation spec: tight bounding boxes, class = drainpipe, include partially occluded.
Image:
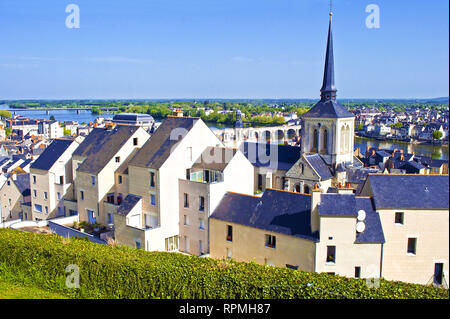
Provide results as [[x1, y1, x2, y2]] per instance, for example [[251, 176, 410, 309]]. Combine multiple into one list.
[[380, 242, 384, 278]]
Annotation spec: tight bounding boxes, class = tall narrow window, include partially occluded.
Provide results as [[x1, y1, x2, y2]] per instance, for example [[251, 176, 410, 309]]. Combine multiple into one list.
[[199, 196, 205, 211], [133, 137, 138, 146], [80, 191, 84, 200], [407, 238, 417, 255], [118, 175, 122, 184], [150, 194, 156, 206], [150, 172, 155, 187], [312, 129, 318, 152], [355, 266, 361, 278], [227, 225, 233, 242], [59, 176, 64, 184], [91, 176, 95, 185], [33, 175, 36, 184], [199, 218, 205, 230], [326, 246, 336, 263], [322, 129, 328, 153], [184, 193, 189, 208]]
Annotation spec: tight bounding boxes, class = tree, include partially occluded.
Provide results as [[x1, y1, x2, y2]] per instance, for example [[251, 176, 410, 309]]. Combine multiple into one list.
[[432, 130, 443, 140], [0, 110, 12, 118], [5, 128, 12, 136], [50, 115, 56, 121]]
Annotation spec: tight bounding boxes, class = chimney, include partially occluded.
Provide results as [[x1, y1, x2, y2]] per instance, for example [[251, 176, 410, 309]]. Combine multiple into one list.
[[311, 184, 321, 233]]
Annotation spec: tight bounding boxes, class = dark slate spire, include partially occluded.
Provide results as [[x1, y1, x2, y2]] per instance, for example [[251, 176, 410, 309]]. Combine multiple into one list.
[[301, 10, 354, 119], [320, 12, 337, 101]]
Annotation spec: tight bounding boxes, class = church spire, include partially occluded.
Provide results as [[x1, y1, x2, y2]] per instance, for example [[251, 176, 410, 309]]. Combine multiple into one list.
[[320, 10, 337, 101]]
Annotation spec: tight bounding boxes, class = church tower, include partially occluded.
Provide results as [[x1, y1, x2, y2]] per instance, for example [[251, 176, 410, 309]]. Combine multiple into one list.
[[301, 11, 355, 168]]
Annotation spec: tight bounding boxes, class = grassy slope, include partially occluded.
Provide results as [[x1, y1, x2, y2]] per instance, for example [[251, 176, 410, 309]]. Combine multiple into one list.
[[0, 277, 69, 299]]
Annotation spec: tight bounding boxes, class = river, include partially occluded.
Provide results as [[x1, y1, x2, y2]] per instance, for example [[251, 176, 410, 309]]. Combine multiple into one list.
[[1, 104, 448, 160]]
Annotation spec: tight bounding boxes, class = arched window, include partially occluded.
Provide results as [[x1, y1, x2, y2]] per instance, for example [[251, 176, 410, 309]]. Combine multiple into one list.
[[312, 129, 318, 152], [340, 126, 346, 153], [294, 184, 301, 193], [304, 185, 310, 194], [322, 129, 328, 153]]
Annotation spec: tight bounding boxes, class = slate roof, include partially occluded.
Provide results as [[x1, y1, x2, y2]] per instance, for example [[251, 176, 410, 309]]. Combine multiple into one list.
[[211, 189, 319, 242], [74, 125, 140, 175], [240, 142, 301, 171], [304, 154, 333, 180], [192, 147, 237, 171], [13, 173, 31, 197], [129, 117, 198, 169], [318, 193, 385, 243], [318, 194, 357, 216], [302, 100, 354, 118], [116, 194, 142, 216], [367, 174, 449, 209], [354, 197, 385, 243], [30, 139, 74, 171]]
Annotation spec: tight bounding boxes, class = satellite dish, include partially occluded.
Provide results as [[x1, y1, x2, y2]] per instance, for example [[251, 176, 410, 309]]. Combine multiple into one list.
[[357, 210, 366, 221], [356, 222, 366, 233]]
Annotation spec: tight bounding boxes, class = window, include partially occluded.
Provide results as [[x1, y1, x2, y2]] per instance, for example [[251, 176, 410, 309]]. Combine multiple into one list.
[[184, 236, 190, 253], [355, 267, 361, 278], [135, 240, 141, 249], [199, 240, 204, 255], [44, 192, 48, 200], [199, 196, 205, 211], [57, 192, 61, 200], [108, 213, 113, 224], [395, 212, 404, 225], [407, 238, 417, 255], [80, 191, 84, 200], [265, 234, 276, 248], [33, 175, 36, 184], [150, 194, 156, 206], [59, 176, 64, 185], [107, 193, 115, 204], [118, 175, 122, 184], [227, 248, 232, 259], [286, 264, 299, 270], [115, 156, 120, 163], [183, 215, 189, 225], [184, 193, 189, 208], [34, 204, 42, 213], [33, 190, 37, 197], [165, 236, 179, 252], [227, 225, 233, 242], [7, 181, 10, 186], [133, 137, 138, 146], [45, 206, 49, 215], [150, 172, 155, 187], [326, 246, 336, 263], [8, 199, 11, 205], [199, 218, 205, 230], [186, 169, 191, 180], [91, 176, 95, 185]]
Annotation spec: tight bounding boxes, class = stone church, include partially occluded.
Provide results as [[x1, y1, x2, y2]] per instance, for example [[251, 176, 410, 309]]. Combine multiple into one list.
[[285, 12, 365, 194]]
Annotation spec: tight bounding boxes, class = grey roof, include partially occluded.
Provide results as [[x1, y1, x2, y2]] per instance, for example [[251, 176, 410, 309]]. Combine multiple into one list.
[[74, 125, 140, 175], [240, 142, 301, 171], [13, 173, 31, 197], [305, 154, 333, 180], [367, 174, 449, 209], [319, 194, 357, 216], [319, 193, 385, 243], [354, 197, 385, 243], [211, 189, 319, 242], [192, 147, 237, 171], [302, 100, 354, 119], [116, 194, 142, 216], [129, 117, 198, 169], [30, 139, 74, 171]]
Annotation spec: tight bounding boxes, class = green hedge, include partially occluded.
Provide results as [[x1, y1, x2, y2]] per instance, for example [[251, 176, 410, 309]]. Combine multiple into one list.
[[0, 229, 448, 299]]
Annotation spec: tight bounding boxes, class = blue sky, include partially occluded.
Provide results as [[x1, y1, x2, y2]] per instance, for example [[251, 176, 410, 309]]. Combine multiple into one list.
[[0, 0, 448, 99]]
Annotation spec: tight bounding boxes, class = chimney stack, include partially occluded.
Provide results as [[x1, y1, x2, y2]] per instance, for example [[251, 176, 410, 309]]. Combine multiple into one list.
[[311, 184, 321, 233]]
